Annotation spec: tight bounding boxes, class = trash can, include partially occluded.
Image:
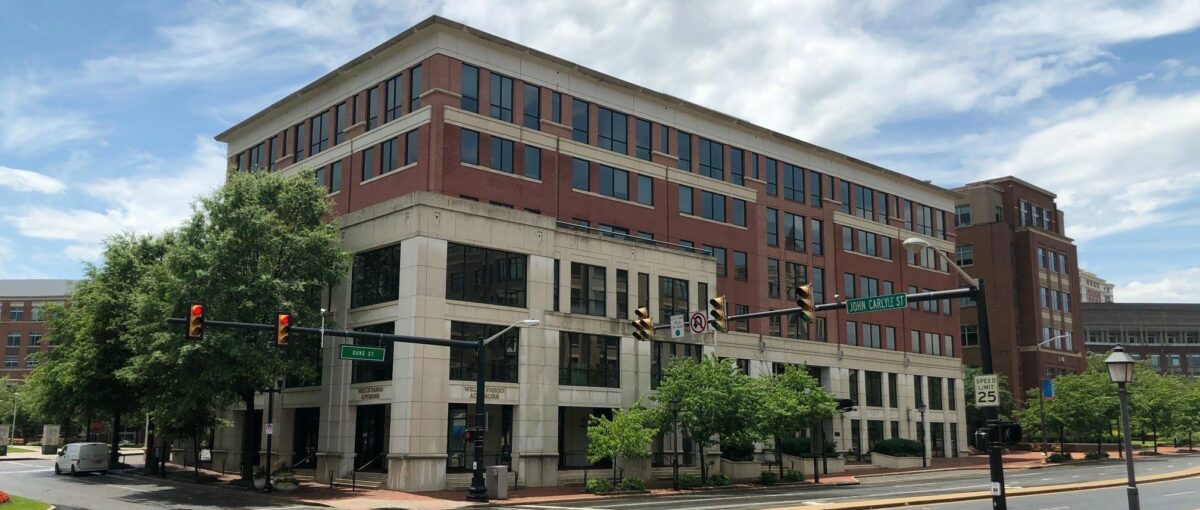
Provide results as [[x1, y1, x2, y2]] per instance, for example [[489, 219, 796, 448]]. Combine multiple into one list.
[[0, 444, 7, 456], [486, 465, 509, 499]]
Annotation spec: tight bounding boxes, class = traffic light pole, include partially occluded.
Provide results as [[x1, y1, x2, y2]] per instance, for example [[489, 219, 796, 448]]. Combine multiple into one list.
[[973, 279, 1007, 510]]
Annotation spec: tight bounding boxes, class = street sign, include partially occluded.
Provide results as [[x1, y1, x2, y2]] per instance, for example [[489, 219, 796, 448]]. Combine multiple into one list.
[[340, 344, 387, 362], [689, 311, 708, 334], [846, 293, 908, 314], [990, 482, 1001, 496], [671, 314, 686, 339], [975, 374, 1000, 407], [265, 423, 274, 435]]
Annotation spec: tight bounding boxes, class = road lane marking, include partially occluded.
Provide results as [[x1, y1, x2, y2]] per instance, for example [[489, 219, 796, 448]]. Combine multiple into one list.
[[0, 469, 45, 474], [1165, 491, 1195, 497], [1042, 507, 1070, 510], [0, 461, 40, 467]]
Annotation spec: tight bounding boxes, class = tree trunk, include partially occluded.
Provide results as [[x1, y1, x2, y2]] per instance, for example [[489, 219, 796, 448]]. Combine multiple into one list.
[[1096, 434, 1102, 456], [240, 390, 256, 481], [194, 430, 201, 475], [145, 422, 157, 475], [109, 412, 122, 467], [699, 444, 707, 484], [776, 436, 784, 477], [1153, 424, 1158, 454]]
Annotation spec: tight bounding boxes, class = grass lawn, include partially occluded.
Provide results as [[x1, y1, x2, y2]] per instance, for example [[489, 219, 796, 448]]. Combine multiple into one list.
[[6, 446, 37, 453], [3, 495, 53, 510]]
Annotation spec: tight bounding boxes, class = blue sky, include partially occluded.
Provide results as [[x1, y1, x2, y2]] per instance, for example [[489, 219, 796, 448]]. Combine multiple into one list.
[[1, 0, 1199, 302]]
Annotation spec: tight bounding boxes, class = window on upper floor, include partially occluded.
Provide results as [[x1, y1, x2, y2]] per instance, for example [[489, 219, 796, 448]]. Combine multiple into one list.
[[366, 87, 379, 130], [292, 123, 306, 163], [460, 129, 479, 165], [572, 158, 590, 190], [732, 199, 746, 227], [700, 190, 725, 222], [524, 145, 541, 180], [560, 332, 620, 388], [361, 146, 376, 181], [598, 165, 629, 200], [839, 180, 851, 214], [329, 161, 342, 193], [811, 219, 823, 256], [855, 185, 875, 220], [783, 163, 804, 203], [335, 102, 347, 145], [765, 208, 778, 246], [705, 245, 727, 277], [785, 262, 807, 301], [405, 129, 418, 165], [961, 325, 979, 346], [956, 245, 974, 266], [955, 204, 972, 226], [637, 174, 653, 206], [446, 243, 528, 308], [461, 63, 480, 112], [597, 107, 627, 154], [765, 159, 778, 195], [379, 137, 399, 174], [677, 131, 692, 171], [351, 323, 394, 383], [550, 91, 562, 123], [29, 331, 42, 346], [810, 171, 823, 207], [734, 251, 748, 281], [385, 73, 404, 122], [698, 138, 723, 180], [784, 212, 805, 252], [570, 262, 607, 316], [351, 244, 401, 308], [490, 72, 514, 122], [6, 332, 20, 347], [679, 185, 693, 214], [572, 98, 589, 143], [658, 276, 689, 324], [767, 258, 780, 298], [490, 137, 514, 173], [523, 83, 540, 130], [450, 321, 519, 383], [729, 147, 744, 185], [408, 64, 422, 111], [634, 118, 652, 160]]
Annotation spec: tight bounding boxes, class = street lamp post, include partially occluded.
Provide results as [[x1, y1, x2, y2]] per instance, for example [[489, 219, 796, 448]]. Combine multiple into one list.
[[10, 392, 18, 445], [917, 403, 928, 468], [669, 397, 681, 490], [264, 379, 282, 492], [468, 319, 540, 503], [1034, 334, 1067, 462], [903, 237, 1005, 509], [1106, 346, 1140, 510]]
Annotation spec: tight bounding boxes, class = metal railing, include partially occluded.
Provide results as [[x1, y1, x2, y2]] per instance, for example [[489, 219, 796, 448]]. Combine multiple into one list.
[[351, 452, 387, 491]]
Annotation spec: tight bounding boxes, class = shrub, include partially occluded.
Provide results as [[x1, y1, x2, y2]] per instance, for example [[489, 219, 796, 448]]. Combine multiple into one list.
[[872, 438, 923, 457], [781, 437, 837, 457], [758, 471, 779, 485], [782, 468, 804, 482], [1086, 451, 1109, 460], [586, 478, 614, 493], [708, 473, 731, 486], [618, 477, 646, 491], [678, 473, 701, 489], [721, 438, 756, 461], [1047, 452, 1070, 463], [0, 490, 9, 504]]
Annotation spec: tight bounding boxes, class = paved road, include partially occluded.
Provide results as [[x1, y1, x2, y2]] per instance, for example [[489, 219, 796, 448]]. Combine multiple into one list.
[[904, 475, 1200, 509], [0, 457, 324, 510], [497, 455, 1200, 510]]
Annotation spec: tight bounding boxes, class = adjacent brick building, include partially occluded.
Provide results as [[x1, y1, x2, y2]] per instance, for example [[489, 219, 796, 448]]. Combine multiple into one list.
[[1083, 302, 1200, 375], [954, 177, 1087, 407], [1, 279, 74, 381], [214, 16, 968, 490]]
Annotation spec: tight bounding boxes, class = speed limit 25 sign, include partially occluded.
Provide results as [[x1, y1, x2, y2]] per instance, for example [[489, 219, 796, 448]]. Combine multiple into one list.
[[974, 374, 1000, 407]]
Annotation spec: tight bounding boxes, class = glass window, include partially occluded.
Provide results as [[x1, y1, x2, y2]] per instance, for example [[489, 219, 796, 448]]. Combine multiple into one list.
[[638, 272, 650, 309], [651, 340, 702, 389], [293, 123, 306, 162], [809, 171, 823, 207], [523, 83, 540, 129], [314, 166, 326, 191], [733, 251, 748, 281], [524, 146, 541, 179], [659, 125, 669, 153], [330, 161, 342, 193], [767, 258, 780, 298], [729, 147, 744, 185], [783, 163, 804, 202], [677, 131, 692, 170], [698, 138, 723, 180], [616, 269, 629, 320], [888, 373, 899, 407], [679, 185, 693, 214], [784, 213, 805, 251], [846, 321, 858, 346], [886, 327, 896, 350], [6, 332, 20, 347], [366, 87, 378, 130], [361, 146, 376, 181], [450, 321, 519, 383], [658, 276, 689, 324], [956, 245, 974, 266], [955, 204, 971, 226], [732, 199, 746, 227], [635, 118, 652, 160], [765, 158, 777, 195], [385, 74, 404, 121], [766, 208, 778, 246], [785, 262, 807, 301], [559, 332, 620, 388], [351, 244, 401, 308], [866, 371, 883, 407], [460, 129, 479, 165], [599, 165, 629, 200], [405, 129, 419, 165], [844, 272, 855, 298], [379, 137, 398, 174], [572, 158, 590, 190], [705, 245, 727, 277], [571, 263, 607, 316], [597, 107, 628, 154], [572, 98, 589, 143], [839, 180, 851, 214], [489, 73, 514, 122], [811, 219, 823, 256], [351, 323, 394, 383], [490, 137, 514, 173], [812, 267, 825, 304], [408, 64, 423, 111], [637, 174, 653, 205], [446, 243, 528, 308], [310, 111, 330, 156], [700, 191, 725, 222], [335, 102, 346, 145]]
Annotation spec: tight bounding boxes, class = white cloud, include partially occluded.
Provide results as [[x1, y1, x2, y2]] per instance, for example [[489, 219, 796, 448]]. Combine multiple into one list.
[[977, 86, 1200, 241], [0, 166, 66, 193], [0, 74, 96, 153], [5, 136, 226, 246], [0, 236, 50, 279], [1115, 267, 1200, 303]]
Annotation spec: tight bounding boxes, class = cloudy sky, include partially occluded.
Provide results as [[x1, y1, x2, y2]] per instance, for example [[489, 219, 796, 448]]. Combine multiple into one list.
[[1, 0, 1199, 302]]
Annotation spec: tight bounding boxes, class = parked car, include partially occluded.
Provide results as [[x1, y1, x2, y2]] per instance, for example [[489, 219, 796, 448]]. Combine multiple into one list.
[[54, 442, 109, 476]]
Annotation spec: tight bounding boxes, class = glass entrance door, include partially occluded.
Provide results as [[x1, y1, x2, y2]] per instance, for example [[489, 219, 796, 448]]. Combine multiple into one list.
[[291, 407, 319, 468], [354, 404, 389, 472]]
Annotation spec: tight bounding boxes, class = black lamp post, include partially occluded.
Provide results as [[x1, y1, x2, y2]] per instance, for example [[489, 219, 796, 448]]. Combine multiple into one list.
[[1106, 346, 1140, 510], [263, 378, 282, 492], [917, 403, 928, 468], [669, 397, 681, 490]]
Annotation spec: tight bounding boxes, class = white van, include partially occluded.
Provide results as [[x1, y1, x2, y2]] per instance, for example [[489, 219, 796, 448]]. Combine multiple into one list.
[[55, 442, 109, 476]]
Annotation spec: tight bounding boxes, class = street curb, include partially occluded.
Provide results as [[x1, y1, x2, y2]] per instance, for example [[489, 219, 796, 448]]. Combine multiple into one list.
[[768, 464, 1200, 509], [474, 479, 862, 507], [116, 470, 334, 508]]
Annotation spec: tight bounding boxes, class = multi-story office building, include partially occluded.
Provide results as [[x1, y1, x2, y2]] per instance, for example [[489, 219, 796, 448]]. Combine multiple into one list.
[[214, 16, 966, 490], [954, 177, 1087, 407], [1083, 303, 1200, 375], [1, 279, 74, 381], [1079, 270, 1115, 303]]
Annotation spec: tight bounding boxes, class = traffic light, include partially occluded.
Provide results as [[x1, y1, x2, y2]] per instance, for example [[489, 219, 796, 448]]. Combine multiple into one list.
[[186, 303, 205, 340], [796, 283, 815, 322], [275, 313, 292, 346], [709, 295, 727, 333], [632, 307, 654, 341]]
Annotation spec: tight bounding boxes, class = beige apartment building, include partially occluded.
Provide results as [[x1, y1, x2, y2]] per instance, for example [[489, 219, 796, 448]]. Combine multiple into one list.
[[1079, 270, 1114, 303]]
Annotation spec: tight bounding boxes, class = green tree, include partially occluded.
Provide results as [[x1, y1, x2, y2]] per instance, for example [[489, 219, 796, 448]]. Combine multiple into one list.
[[754, 365, 837, 476], [1017, 385, 1066, 453], [124, 171, 350, 482], [1055, 355, 1119, 455], [652, 355, 760, 483], [1129, 364, 1184, 453], [23, 234, 168, 465], [962, 366, 1016, 434], [1173, 379, 1200, 449], [586, 403, 657, 482]]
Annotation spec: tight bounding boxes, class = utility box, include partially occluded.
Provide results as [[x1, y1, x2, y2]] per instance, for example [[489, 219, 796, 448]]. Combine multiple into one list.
[[486, 465, 509, 499]]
